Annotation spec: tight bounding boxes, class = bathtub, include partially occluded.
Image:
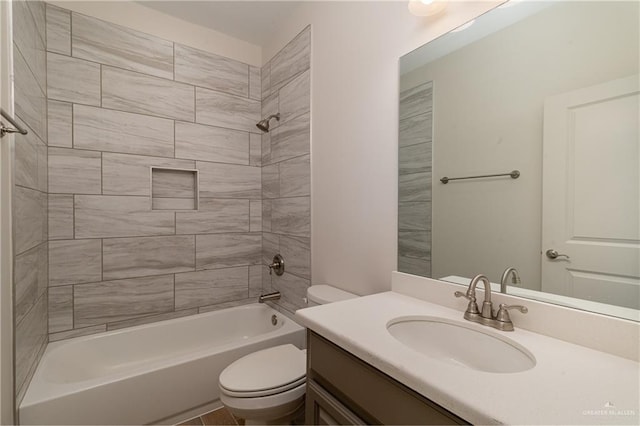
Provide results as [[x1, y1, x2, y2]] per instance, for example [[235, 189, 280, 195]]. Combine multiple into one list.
[[19, 303, 305, 425]]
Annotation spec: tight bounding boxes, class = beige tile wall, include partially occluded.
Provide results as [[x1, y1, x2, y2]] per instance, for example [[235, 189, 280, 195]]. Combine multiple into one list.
[[13, 0, 48, 406], [45, 5, 267, 341]]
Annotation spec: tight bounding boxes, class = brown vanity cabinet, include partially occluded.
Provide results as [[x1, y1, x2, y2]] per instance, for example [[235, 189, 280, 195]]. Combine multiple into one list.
[[305, 331, 468, 425]]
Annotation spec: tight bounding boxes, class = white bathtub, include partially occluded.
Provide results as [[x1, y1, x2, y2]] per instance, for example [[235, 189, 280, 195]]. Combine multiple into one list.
[[19, 303, 305, 425]]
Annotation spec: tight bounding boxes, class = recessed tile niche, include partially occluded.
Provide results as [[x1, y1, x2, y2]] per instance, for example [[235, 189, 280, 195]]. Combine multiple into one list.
[[151, 167, 199, 210]]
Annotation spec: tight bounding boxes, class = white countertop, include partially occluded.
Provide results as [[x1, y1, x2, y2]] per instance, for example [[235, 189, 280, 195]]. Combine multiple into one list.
[[296, 291, 640, 425]]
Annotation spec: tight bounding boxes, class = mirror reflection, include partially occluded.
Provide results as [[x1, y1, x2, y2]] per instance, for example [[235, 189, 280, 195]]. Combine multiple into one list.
[[398, 1, 639, 321]]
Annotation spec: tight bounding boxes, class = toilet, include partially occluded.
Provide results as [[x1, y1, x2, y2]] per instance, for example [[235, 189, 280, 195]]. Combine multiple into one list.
[[218, 285, 357, 425]]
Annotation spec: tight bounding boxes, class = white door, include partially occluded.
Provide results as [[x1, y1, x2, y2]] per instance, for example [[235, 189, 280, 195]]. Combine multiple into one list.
[[541, 74, 640, 309]]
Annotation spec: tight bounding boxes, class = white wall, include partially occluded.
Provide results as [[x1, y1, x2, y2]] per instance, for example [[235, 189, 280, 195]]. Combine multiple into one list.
[[263, 1, 501, 295], [400, 1, 639, 289], [48, 1, 262, 66]]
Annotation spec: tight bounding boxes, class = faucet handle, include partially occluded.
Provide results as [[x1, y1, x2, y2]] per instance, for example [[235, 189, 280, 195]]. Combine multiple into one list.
[[454, 291, 480, 315], [496, 303, 528, 322]]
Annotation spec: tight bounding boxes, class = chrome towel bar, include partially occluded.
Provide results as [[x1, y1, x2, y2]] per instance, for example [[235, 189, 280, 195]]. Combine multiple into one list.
[[1, 108, 28, 136], [440, 170, 520, 184]]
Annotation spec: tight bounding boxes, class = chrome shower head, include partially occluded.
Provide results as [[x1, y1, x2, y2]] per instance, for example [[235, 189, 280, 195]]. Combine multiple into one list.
[[256, 113, 280, 132]]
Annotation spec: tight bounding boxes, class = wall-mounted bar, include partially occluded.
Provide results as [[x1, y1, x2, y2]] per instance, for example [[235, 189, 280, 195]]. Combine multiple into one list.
[[440, 170, 520, 184], [0, 108, 28, 137]]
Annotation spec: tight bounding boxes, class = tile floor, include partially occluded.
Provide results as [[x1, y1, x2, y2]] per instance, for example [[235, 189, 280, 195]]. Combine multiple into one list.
[[178, 407, 244, 426]]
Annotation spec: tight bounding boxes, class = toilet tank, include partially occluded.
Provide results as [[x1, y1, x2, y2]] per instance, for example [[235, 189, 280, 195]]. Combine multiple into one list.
[[307, 285, 357, 307]]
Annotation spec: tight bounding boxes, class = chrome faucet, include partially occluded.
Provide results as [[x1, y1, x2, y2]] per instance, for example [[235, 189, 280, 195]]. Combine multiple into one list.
[[455, 274, 527, 331], [500, 267, 521, 294]]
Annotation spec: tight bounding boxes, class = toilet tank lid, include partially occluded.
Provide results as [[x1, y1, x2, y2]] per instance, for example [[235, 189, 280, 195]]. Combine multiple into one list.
[[307, 285, 357, 305]]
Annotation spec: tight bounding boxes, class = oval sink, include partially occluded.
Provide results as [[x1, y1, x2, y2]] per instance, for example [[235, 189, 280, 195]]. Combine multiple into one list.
[[387, 316, 536, 373]]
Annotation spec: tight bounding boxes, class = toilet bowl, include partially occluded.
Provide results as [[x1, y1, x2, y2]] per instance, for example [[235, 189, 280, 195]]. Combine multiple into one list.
[[218, 285, 357, 424]]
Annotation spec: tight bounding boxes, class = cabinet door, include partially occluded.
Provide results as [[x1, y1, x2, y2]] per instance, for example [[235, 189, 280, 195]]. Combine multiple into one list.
[[306, 380, 366, 425]]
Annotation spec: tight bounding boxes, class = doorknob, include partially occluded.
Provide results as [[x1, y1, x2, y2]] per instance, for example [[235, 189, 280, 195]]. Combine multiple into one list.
[[546, 249, 570, 260]]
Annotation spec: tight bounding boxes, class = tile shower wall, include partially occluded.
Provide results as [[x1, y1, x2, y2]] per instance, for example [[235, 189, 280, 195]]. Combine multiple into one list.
[[45, 5, 265, 341], [398, 82, 433, 277], [13, 0, 49, 404], [260, 28, 311, 315]]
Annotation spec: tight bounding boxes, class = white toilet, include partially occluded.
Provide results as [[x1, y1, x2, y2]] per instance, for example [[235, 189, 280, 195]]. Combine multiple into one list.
[[218, 285, 357, 425]]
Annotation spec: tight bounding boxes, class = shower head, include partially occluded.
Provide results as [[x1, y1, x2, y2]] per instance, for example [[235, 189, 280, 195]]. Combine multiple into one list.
[[256, 113, 280, 132]]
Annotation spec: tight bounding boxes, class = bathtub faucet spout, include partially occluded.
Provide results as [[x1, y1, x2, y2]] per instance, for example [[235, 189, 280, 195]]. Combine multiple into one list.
[[258, 291, 281, 303]]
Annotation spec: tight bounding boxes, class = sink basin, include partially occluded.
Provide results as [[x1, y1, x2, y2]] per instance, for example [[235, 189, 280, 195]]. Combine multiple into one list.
[[387, 316, 536, 373]]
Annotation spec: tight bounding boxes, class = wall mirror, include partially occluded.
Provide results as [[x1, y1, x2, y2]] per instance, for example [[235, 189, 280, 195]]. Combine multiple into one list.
[[398, 0, 639, 321]]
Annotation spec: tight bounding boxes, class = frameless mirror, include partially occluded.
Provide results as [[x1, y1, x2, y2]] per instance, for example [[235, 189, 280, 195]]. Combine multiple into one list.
[[398, 1, 639, 321]]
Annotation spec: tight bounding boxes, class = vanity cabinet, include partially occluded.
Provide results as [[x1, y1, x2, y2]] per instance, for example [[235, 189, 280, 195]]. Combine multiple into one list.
[[305, 331, 468, 425]]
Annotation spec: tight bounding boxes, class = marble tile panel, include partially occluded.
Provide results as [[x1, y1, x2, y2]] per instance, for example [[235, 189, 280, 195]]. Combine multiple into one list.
[[271, 272, 310, 313], [279, 235, 310, 280], [398, 202, 432, 231], [197, 161, 261, 198], [262, 232, 280, 265], [14, 186, 46, 254], [175, 267, 249, 310], [75, 195, 175, 238], [261, 92, 278, 124], [399, 82, 433, 121], [250, 200, 262, 232], [249, 66, 261, 100], [262, 163, 279, 199], [249, 265, 262, 297], [49, 324, 106, 342], [399, 142, 432, 175], [14, 119, 39, 190], [279, 154, 310, 197], [15, 244, 47, 325], [398, 256, 431, 278], [48, 147, 101, 194], [14, 47, 46, 141], [196, 233, 261, 270], [47, 53, 100, 106], [48, 100, 72, 148], [398, 171, 432, 203], [175, 121, 248, 165], [72, 13, 174, 79], [102, 236, 195, 280], [102, 66, 194, 121], [102, 153, 194, 196], [106, 308, 198, 331], [74, 275, 175, 327], [176, 199, 249, 234], [152, 198, 196, 210], [152, 168, 196, 199], [195, 88, 260, 133], [48, 286, 73, 333], [399, 111, 432, 149], [74, 105, 175, 157], [37, 138, 48, 192], [49, 194, 74, 240], [15, 294, 47, 396], [198, 298, 254, 314], [271, 197, 310, 237], [46, 4, 71, 55], [270, 27, 310, 92], [49, 239, 102, 286], [26, 0, 46, 43], [13, 0, 46, 92], [261, 60, 271, 100], [261, 131, 271, 165], [279, 69, 310, 124], [249, 133, 261, 166], [262, 199, 272, 233], [398, 230, 431, 260], [175, 44, 248, 96], [270, 113, 310, 164]]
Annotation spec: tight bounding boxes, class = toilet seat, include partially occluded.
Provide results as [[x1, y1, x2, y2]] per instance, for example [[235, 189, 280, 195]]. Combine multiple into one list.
[[219, 345, 306, 398]]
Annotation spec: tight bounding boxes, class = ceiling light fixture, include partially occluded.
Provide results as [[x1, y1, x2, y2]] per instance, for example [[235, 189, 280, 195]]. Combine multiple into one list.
[[408, 0, 448, 17]]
